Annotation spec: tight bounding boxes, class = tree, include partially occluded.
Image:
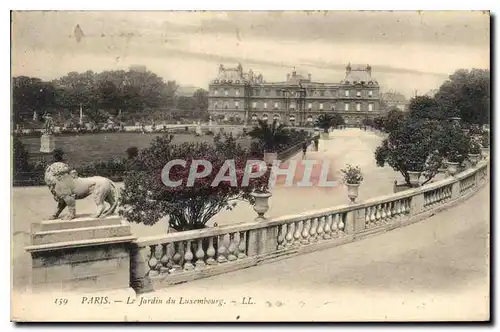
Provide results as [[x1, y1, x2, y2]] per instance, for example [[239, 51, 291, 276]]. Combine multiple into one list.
[[119, 134, 269, 231], [435, 121, 471, 163], [12, 76, 57, 124], [13, 137, 31, 176], [315, 113, 344, 133], [384, 108, 407, 133], [248, 120, 291, 152], [435, 69, 490, 124], [375, 117, 443, 186], [407, 96, 444, 120]]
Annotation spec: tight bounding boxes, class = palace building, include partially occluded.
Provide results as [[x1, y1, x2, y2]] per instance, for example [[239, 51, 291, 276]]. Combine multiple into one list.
[[207, 63, 382, 126]]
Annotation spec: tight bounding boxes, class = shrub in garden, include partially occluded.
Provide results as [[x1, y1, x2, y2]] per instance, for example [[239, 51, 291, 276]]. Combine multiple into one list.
[[119, 134, 270, 231], [53, 148, 65, 162], [375, 117, 443, 186], [248, 119, 290, 153], [126, 146, 139, 160]]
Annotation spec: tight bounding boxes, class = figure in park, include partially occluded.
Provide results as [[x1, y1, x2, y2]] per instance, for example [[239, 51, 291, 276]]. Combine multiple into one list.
[[44, 162, 120, 220], [314, 136, 319, 151], [302, 141, 308, 159], [42, 112, 54, 135]]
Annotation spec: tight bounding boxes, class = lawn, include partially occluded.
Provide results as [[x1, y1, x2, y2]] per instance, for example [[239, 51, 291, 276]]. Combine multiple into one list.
[[21, 132, 252, 167]]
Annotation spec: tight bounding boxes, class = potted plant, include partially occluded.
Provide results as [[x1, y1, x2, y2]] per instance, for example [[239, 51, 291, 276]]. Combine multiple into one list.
[[468, 140, 482, 166], [341, 164, 363, 203], [480, 132, 490, 158], [248, 119, 290, 165], [445, 150, 461, 176]]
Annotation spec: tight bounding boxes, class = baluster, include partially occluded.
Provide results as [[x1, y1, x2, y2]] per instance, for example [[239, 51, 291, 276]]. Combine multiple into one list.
[[317, 216, 325, 240], [310, 217, 318, 242], [159, 243, 170, 274], [147, 245, 159, 276], [195, 238, 206, 268], [375, 205, 381, 224], [405, 199, 411, 213], [331, 214, 339, 235], [386, 202, 392, 219], [206, 237, 217, 265], [285, 222, 295, 247], [183, 241, 194, 270], [301, 219, 310, 244], [323, 215, 332, 239], [370, 205, 376, 225], [338, 214, 345, 235], [365, 207, 371, 227], [391, 201, 397, 217], [294, 221, 302, 247], [217, 234, 228, 263], [381, 203, 387, 222], [277, 224, 286, 250], [238, 232, 247, 258], [227, 233, 237, 261], [171, 242, 182, 271]]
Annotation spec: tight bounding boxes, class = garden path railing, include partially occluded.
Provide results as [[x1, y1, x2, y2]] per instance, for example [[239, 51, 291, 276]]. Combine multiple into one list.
[[130, 158, 489, 293]]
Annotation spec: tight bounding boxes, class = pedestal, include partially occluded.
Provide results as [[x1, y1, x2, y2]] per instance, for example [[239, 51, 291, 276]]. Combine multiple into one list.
[[40, 133, 55, 153], [25, 215, 136, 293]]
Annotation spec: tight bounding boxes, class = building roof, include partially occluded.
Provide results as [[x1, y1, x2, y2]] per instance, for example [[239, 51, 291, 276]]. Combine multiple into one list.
[[342, 64, 377, 85]]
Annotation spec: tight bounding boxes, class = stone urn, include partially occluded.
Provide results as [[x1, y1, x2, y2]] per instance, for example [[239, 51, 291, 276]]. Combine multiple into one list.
[[468, 154, 481, 166], [481, 147, 489, 159], [321, 131, 330, 140], [407, 171, 421, 186], [263, 152, 278, 165], [346, 183, 360, 203], [251, 192, 272, 221], [446, 161, 460, 176]]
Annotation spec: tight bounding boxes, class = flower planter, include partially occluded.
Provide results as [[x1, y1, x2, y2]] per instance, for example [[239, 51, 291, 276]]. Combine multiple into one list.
[[445, 161, 460, 176], [321, 131, 330, 140], [251, 192, 272, 221], [345, 183, 360, 203], [407, 171, 421, 186], [468, 154, 481, 166], [481, 147, 489, 159], [263, 152, 278, 165]]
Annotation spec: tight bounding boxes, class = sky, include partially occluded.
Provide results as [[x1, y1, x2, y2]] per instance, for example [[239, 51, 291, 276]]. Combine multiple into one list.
[[11, 11, 490, 98]]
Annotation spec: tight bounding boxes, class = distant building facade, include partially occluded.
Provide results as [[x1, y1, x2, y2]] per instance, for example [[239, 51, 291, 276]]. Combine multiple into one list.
[[381, 91, 408, 112], [207, 63, 382, 126]]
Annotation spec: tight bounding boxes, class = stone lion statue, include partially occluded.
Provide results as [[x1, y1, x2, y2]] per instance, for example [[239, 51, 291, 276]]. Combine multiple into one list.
[[44, 162, 120, 220]]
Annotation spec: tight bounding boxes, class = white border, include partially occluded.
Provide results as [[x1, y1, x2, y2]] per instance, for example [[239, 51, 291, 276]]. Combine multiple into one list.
[[2, 1, 498, 330]]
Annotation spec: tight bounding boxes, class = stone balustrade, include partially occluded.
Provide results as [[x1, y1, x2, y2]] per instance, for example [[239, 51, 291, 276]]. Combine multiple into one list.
[[130, 159, 489, 294]]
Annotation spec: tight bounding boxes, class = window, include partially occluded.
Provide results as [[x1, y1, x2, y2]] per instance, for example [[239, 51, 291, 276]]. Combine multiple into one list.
[[252, 102, 257, 109], [263, 102, 267, 109], [331, 105, 335, 110], [344, 103, 350, 111], [331, 90, 336, 97], [235, 101, 239, 109], [235, 89, 240, 96], [356, 103, 361, 111], [308, 103, 312, 110], [265, 89, 270, 96], [214, 89, 219, 96], [254, 89, 260, 96], [290, 103, 296, 110], [274, 102, 279, 109], [320, 103, 323, 110], [235, 80, 240, 84], [276, 90, 281, 97], [320, 90, 325, 97], [368, 103, 374, 112], [356, 91, 361, 97], [224, 89, 228, 96], [224, 102, 228, 109], [368, 90, 373, 97], [345, 90, 349, 97]]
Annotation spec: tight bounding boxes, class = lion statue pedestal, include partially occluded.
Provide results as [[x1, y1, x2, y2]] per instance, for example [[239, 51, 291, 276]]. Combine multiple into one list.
[[40, 133, 55, 153], [25, 215, 137, 294]]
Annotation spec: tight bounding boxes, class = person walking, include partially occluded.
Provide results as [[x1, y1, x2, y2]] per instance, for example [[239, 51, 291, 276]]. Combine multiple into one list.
[[313, 136, 319, 151], [302, 141, 308, 159]]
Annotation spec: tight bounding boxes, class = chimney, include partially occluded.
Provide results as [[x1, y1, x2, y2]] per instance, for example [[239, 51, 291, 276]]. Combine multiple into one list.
[[346, 63, 352, 74], [366, 64, 372, 76], [308, 73, 311, 81], [287, 73, 290, 81]]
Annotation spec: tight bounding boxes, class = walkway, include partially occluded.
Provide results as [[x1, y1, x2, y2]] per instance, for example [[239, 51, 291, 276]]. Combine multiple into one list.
[[149, 183, 490, 321]]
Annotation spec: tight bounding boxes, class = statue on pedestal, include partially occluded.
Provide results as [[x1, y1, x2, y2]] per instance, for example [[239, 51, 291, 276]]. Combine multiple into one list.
[[44, 162, 120, 220], [40, 113, 55, 153]]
